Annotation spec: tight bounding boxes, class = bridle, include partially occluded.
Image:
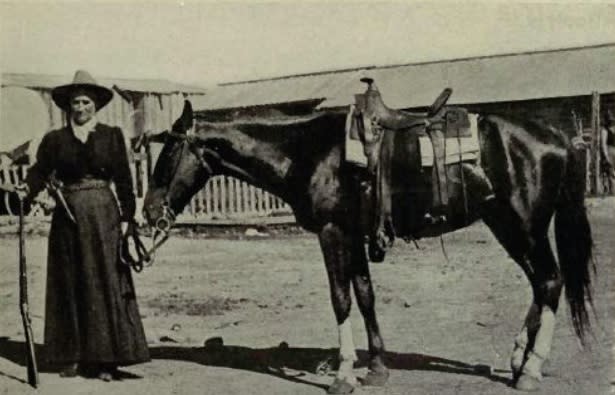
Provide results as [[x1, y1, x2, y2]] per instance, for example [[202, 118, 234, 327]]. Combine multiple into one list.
[[123, 131, 194, 272], [143, 129, 259, 270], [144, 131, 201, 269]]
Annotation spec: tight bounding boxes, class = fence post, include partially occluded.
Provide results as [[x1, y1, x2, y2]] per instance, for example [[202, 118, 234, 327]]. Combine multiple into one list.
[[590, 92, 601, 195]]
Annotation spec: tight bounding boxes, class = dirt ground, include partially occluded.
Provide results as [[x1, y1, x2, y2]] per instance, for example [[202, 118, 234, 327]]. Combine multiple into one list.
[[0, 198, 613, 395]]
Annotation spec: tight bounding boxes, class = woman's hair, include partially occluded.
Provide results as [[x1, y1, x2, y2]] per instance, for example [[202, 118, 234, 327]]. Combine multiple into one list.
[[68, 88, 100, 111]]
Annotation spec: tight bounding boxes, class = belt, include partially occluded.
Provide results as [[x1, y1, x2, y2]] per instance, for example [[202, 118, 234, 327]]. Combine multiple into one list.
[[62, 178, 110, 192]]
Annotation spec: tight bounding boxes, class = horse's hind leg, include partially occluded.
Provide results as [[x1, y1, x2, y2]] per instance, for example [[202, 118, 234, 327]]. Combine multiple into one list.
[[350, 232, 389, 386], [514, 236, 562, 391], [318, 223, 358, 394], [510, 303, 540, 381], [482, 201, 562, 391]]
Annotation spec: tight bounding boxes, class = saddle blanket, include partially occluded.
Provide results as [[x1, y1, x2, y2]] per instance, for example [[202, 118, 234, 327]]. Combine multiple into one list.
[[419, 112, 479, 166], [345, 113, 480, 167]]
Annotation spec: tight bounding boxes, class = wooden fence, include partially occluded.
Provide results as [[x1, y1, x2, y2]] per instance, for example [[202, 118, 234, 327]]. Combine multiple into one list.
[[178, 176, 293, 224]]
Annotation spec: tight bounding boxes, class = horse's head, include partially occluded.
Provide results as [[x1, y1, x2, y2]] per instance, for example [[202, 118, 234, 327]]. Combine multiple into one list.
[[143, 100, 211, 232]]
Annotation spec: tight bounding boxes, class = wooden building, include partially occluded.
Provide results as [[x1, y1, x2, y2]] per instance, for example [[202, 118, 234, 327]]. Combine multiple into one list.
[[194, 43, 615, 196]]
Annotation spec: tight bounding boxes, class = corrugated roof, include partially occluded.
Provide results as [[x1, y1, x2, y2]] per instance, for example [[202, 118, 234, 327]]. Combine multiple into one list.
[[319, 44, 615, 109], [1, 73, 207, 94], [191, 70, 362, 111], [191, 43, 615, 112]]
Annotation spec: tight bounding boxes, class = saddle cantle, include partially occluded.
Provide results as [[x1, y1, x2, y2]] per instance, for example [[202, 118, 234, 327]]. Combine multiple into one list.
[[347, 78, 474, 262]]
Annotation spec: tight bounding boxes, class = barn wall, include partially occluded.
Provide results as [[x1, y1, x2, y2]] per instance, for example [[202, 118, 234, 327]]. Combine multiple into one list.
[[461, 94, 615, 137]]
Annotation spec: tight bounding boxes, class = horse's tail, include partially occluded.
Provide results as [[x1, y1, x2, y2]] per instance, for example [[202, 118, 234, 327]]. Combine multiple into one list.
[[554, 146, 594, 342]]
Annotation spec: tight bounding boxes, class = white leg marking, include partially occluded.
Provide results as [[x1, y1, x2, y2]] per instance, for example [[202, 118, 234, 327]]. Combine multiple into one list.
[[523, 307, 556, 380], [511, 303, 539, 373], [337, 318, 358, 384], [511, 327, 528, 374]]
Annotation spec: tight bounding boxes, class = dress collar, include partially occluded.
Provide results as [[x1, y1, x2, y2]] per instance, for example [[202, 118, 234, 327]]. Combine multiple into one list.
[[70, 116, 98, 143]]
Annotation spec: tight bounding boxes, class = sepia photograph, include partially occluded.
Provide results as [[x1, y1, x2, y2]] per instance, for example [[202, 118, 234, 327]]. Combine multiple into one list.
[[0, 1, 613, 394]]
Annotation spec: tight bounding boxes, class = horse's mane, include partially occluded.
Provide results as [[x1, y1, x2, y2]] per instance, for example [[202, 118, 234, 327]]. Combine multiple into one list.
[[195, 112, 332, 128], [193, 111, 347, 162]]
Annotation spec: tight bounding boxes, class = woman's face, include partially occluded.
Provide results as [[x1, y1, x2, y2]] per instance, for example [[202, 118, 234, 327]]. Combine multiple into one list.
[[70, 91, 96, 125]]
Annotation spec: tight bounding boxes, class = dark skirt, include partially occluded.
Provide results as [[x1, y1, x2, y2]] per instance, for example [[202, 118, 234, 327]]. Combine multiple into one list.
[[44, 183, 150, 366]]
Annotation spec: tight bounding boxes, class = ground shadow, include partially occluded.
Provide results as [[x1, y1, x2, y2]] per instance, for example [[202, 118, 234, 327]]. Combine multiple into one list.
[[0, 337, 142, 383], [0, 336, 511, 389], [0, 337, 55, 373], [150, 337, 513, 388]]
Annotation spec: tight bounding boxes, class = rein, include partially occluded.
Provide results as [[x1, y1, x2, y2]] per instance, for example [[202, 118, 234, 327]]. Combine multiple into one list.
[[119, 217, 172, 273]]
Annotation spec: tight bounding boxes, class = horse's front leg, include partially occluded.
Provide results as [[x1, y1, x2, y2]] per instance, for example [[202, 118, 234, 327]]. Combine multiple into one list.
[[350, 231, 389, 386], [318, 223, 358, 394]]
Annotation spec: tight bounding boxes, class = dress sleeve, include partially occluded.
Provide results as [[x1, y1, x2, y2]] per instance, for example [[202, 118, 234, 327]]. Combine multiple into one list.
[[24, 132, 54, 200], [112, 127, 136, 222]]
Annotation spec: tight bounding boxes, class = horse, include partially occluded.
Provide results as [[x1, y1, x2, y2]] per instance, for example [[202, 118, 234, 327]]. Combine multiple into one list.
[[142, 84, 593, 393]]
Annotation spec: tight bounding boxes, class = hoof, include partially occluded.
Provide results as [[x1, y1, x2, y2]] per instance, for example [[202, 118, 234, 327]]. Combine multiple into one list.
[[515, 374, 540, 392], [362, 368, 389, 386], [327, 378, 355, 394]]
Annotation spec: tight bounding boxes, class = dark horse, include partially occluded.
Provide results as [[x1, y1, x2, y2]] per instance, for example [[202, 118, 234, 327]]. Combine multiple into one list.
[[143, 84, 593, 393]]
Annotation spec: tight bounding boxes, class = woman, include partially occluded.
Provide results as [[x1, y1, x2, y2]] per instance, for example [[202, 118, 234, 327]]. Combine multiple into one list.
[[17, 70, 150, 380]]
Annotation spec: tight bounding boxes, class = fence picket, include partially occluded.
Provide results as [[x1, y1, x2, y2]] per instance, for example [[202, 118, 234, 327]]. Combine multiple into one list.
[[212, 176, 219, 216], [248, 185, 256, 214], [205, 181, 212, 217]]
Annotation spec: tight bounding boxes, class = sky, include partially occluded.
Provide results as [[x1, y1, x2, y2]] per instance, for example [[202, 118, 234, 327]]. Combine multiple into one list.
[[1, 1, 615, 88]]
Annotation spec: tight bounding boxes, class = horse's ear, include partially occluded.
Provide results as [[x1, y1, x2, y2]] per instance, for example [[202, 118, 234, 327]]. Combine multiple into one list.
[[172, 100, 194, 134]]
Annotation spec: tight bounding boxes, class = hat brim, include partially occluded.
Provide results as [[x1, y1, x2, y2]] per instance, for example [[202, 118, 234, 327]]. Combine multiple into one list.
[[51, 83, 113, 112]]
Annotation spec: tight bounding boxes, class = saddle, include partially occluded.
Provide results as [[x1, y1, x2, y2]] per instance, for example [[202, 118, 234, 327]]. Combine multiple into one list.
[[348, 78, 471, 262]]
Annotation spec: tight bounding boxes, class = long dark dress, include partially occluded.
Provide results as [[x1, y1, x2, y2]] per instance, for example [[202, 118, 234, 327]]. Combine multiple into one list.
[[25, 123, 150, 366]]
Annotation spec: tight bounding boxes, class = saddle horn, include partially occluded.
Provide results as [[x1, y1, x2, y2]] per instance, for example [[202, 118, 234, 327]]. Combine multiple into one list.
[[360, 77, 377, 92]]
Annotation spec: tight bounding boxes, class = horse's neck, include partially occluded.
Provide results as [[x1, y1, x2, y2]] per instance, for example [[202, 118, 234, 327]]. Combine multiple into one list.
[[199, 113, 346, 202], [214, 133, 292, 195]]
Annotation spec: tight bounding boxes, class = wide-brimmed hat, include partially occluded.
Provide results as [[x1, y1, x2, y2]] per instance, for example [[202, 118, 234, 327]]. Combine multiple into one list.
[[51, 70, 113, 112]]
